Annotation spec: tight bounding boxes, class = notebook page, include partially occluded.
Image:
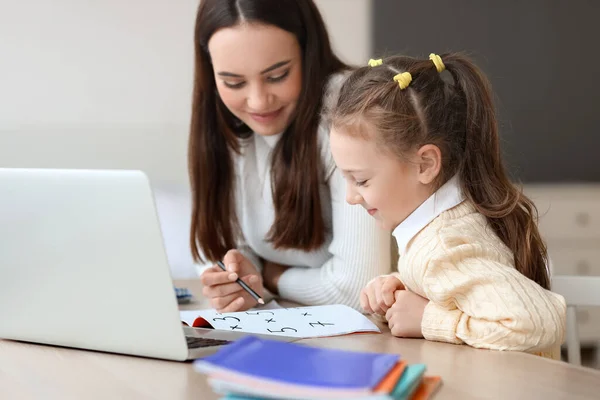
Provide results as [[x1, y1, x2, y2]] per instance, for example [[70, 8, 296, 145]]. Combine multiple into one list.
[[180, 304, 380, 338]]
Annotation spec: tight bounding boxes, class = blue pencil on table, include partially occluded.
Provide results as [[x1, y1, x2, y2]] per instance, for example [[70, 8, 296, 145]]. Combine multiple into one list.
[[217, 260, 265, 305]]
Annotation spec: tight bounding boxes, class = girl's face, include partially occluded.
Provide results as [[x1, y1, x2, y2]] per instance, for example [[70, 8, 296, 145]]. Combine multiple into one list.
[[330, 125, 436, 231], [208, 23, 303, 137]]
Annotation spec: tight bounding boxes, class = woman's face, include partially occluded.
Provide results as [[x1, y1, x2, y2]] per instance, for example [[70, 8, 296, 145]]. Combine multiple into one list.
[[208, 23, 303, 136]]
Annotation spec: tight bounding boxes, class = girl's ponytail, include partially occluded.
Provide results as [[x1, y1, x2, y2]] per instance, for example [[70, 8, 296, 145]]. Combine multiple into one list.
[[444, 54, 550, 289]]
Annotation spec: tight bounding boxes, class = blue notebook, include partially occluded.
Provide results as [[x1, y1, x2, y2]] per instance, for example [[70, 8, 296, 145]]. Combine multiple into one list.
[[218, 391, 412, 400], [174, 286, 192, 304], [195, 336, 399, 390], [216, 365, 426, 400]]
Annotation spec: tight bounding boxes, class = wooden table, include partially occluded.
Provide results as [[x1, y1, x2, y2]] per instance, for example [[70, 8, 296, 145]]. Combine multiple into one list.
[[1, 280, 600, 400]]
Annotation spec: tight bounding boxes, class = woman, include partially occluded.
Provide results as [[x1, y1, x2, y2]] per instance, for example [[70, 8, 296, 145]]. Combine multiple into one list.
[[189, 0, 392, 312]]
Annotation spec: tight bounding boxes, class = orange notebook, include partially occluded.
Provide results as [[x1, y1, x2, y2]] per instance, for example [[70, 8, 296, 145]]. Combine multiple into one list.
[[411, 376, 442, 400], [374, 361, 407, 394]]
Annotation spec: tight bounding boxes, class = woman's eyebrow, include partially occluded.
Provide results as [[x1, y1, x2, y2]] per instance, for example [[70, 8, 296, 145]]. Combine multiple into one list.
[[260, 60, 291, 74], [217, 60, 291, 78]]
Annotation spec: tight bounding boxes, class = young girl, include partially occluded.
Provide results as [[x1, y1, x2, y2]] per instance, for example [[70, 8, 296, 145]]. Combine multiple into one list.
[[189, 0, 392, 313], [328, 53, 566, 359]]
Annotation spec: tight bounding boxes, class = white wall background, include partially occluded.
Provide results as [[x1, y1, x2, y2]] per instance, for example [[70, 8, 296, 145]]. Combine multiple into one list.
[[0, 0, 372, 277], [0, 0, 198, 187]]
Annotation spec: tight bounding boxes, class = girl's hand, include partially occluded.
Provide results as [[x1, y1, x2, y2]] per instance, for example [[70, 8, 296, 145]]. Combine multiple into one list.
[[200, 249, 264, 312], [360, 275, 405, 316], [385, 290, 429, 338]]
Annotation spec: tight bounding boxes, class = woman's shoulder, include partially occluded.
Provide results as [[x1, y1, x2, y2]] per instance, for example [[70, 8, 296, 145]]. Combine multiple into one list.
[[318, 71, 351, 182], [322, 71, 351, 115]]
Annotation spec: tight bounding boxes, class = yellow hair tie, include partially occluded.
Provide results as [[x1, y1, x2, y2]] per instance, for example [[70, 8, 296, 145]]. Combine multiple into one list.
[[393, 72, 412, 90], [429, 53, 445, 72], [368, 58, 383, 67]]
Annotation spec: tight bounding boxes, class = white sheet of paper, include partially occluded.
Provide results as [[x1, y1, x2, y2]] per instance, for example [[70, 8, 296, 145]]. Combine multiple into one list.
[[252, 299, 283, 311], [179, 304, 380, 338], [180, 300, 282, 327]]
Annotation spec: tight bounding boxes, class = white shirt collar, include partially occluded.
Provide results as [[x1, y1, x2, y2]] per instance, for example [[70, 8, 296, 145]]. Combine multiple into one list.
[[392, 174, 465, 256], [260, 132, 284, 149]]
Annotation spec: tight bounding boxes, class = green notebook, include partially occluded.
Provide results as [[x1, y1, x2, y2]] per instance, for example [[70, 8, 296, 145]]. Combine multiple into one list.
[[393, 363, 427, 400]]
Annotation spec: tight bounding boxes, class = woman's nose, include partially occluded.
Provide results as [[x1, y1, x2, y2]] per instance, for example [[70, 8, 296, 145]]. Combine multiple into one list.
[[247, 84, 272, 111]]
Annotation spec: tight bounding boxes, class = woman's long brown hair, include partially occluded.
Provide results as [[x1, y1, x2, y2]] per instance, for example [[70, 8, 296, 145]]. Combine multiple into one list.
[[330, 53, 550, 290], [189, 0, 348, 262]]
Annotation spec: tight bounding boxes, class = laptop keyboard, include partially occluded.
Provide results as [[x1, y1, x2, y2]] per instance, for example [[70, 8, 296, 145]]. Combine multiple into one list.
[[186, 336, 232, 349]]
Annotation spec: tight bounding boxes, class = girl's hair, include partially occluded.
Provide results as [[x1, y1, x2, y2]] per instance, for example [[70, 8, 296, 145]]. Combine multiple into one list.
[[330, 53, 550, 290], [189, 0, 348, 262]]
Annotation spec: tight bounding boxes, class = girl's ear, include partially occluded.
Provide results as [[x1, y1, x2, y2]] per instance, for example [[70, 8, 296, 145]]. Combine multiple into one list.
[[416, 144, 442, 185]]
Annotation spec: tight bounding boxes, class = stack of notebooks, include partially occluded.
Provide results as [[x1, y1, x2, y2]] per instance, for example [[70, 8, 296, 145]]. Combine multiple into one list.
[[194, 336, 441, 400]]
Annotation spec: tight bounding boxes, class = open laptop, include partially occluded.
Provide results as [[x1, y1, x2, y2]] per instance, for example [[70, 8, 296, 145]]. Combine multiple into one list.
[[0, 168, 294, 361]]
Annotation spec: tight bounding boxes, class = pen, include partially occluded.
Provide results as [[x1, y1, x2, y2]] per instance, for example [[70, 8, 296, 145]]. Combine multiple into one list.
[[217, 260, 265, 305]]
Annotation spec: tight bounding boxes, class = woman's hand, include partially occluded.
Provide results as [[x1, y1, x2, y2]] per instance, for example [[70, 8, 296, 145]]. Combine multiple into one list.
[[262, 260, 289, 295], [360, 275, 405, 316], [385, 290, 428, 338], [200, 249, 264, 312]]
